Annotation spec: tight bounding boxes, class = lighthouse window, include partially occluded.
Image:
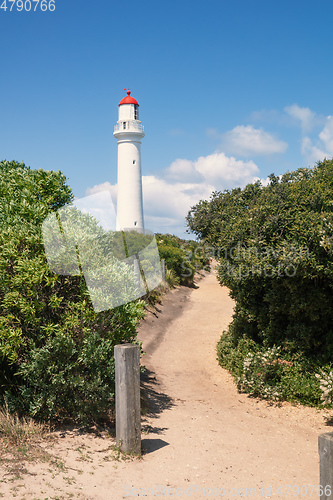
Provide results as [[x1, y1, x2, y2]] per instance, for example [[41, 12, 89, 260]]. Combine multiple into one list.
[[134, 105, 138, 120], [134, 221, 137, 226], [133, 160, 136, 164], [123, 122, 127, 129]]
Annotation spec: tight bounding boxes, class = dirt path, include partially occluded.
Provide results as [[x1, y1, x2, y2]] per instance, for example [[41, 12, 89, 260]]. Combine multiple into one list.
[[1, 269, 332, 499]]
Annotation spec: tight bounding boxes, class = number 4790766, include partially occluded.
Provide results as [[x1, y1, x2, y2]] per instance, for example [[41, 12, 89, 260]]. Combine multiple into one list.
[[0, 0, 55, 11]]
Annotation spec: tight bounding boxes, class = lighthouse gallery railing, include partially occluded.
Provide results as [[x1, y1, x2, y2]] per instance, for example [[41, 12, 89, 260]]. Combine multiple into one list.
[[114, 121, 144, 133]]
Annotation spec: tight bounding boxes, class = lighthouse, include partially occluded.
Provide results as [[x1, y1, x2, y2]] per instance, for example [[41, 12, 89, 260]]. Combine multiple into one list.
[[113, 89, 145, 231]]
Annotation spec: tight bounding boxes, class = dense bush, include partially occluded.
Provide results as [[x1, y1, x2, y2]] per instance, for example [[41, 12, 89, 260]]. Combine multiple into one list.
[[0, 160, 144, 423], [187, 159, 333, 406], [216, 332, 322, 405], [156, 233, 210, 285], [104, 230, 208, 291]]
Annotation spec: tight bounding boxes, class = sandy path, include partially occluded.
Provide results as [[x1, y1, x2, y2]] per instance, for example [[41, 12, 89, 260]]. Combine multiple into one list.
[[1, 269, 331, 499], [133, 270, 327, 499]]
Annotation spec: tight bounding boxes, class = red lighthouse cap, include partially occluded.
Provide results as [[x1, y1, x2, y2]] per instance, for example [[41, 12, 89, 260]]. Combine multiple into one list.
[[119, 89, 139, 106]]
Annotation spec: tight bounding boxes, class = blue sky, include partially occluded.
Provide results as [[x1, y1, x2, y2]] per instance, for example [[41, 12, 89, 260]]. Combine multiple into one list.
[[1, 0, 333, 238]]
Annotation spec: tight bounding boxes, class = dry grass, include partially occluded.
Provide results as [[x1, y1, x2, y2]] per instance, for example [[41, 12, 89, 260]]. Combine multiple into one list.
[[0, 405, 132, 482], [0, 403, 52, 477], [0, 404, 48, 446]]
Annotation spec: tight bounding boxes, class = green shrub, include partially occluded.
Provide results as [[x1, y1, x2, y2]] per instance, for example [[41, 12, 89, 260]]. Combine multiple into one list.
[[158, 242, 194, 283], [16, 330, 115, 423], [0, 160, 144, 423], [188, 160, 333, 359], [156, 233, 209, 284], [217, 332, 322, 406], [189, 159, 333, 406], [165, 268, 180, 288]]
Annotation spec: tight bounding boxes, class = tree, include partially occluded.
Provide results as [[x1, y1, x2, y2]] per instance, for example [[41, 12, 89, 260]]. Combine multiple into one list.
[[186, 160, 333, 362], [0, 160, 144, 423]]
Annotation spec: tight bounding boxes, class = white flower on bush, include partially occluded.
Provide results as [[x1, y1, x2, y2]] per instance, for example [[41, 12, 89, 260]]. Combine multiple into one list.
[[238, 346, 283, 400], [243, 352, 254, 370], [315, 370, 333, 405]]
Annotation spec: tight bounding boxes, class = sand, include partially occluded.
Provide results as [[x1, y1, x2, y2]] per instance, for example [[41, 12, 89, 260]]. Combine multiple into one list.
[[1, 268, 332, 499]]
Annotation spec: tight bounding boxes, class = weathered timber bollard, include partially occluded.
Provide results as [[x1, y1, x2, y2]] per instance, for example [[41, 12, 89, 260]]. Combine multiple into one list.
[[161, 258, 166, 281], [318, 432, 333, 499], [114, 344, 141, 454]]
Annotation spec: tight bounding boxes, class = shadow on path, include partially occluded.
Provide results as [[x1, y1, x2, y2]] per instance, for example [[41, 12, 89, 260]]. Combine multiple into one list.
[[141, 438, 169, 454], [141, 368, 175, 418], [140, 368, 175, 453]]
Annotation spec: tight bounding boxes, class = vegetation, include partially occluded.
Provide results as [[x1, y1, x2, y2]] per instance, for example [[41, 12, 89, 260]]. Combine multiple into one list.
[[187, 159, 333, 407], [0, 403, 48, 446], [0, 160, 145, 424], [155, 233, 210, 285], [0, 159, 209, 427], [90, 228, 210, 294]]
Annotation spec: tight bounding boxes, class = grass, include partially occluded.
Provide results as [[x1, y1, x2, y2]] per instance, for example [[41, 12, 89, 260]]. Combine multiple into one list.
[[0, 402, 142, 486], [0, 403, 48, 446], [0, 403, 52, 478], [107, 441, 143, 461], [165, 268, 180, 288]]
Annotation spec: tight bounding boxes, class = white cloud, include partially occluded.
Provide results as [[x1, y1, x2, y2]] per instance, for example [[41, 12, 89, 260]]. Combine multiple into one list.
[[85, 176, 213, 237], [85, 152, 265, 238], [221, 125, 288, 156], [164, 158, 204, 182], [195, 152, 259, 184], [299, 116, 333, 165], [284, 104, 317, 132], [301, 137, 327, 165], [142, 175, 213, 218], [165, 152, 259, 185], [245, 104, 333, 167], [142, 175, 214, 235], [73, 189, 117, 230], [87, 181, 117, 204], [319, 116, 333, 153]]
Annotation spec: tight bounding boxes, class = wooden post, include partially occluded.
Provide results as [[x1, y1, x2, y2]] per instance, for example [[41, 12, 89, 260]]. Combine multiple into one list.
[[318, 432, 333, 499], [114, 344, 141, 454], [161, 258, 166, 281]]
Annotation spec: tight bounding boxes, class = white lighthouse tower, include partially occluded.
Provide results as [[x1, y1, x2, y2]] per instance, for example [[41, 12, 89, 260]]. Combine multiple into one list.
[[113, 89, 145, 231]]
